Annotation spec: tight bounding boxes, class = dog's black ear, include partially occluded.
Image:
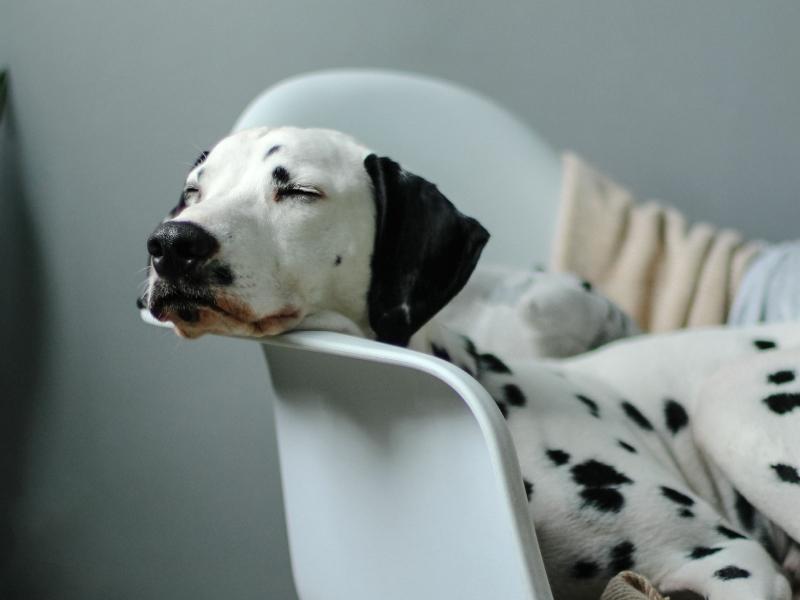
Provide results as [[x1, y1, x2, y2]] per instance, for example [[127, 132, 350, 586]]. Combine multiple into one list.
[[364, 154, 490, 346]]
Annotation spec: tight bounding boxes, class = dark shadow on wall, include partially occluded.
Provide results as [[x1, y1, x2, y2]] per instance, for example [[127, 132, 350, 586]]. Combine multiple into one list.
[[0, 72, 50, 599]]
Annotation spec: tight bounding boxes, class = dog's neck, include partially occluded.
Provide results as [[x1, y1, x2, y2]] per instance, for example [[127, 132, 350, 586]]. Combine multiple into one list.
[[294, 310, 370, 337]]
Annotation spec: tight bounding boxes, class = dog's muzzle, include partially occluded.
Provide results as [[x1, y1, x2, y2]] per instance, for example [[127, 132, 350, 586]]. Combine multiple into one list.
[[145, 221, 234, 324]]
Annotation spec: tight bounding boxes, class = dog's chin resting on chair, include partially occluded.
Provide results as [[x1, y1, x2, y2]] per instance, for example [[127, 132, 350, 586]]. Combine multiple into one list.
[[141, 127, 800, 600]]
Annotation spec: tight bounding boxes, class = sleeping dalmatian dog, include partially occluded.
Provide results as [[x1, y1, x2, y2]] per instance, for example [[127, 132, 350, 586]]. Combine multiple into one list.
[[141, 127, 800, 599]]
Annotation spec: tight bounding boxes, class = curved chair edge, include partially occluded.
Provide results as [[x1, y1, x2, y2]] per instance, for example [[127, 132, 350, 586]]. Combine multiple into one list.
[[262, 330, 554, 600]]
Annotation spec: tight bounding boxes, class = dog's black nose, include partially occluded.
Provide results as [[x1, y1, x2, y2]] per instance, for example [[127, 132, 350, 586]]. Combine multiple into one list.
[[147, 221, 219, 279]]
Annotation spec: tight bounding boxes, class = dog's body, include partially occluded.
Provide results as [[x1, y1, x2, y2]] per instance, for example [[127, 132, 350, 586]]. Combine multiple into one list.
[[143, 127, 800, 599], [414, 320, 800, 599]]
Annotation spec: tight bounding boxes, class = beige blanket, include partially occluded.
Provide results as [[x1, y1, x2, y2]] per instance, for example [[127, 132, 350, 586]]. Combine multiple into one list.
[[551, 153, 762, 332]]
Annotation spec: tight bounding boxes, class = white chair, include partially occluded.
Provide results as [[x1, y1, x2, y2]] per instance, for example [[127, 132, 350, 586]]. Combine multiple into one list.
[[160, 69, 564, 599]]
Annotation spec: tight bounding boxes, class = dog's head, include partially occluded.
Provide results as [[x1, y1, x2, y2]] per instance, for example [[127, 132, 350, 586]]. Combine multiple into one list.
[[141, 127, 489, 346]]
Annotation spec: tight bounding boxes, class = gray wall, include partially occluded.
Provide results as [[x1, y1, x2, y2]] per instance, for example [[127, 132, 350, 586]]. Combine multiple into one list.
[[2, 1, 799, 599]]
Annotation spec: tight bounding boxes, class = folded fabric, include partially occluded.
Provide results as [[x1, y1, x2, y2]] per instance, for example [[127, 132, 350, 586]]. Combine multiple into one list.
[[551, 153, 763, 332], [438, 264, 639, 360], [728, 240, 800, 325]]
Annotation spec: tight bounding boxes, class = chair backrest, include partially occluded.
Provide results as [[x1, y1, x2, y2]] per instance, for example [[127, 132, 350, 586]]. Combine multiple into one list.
[[233, 69, 562, 268], [234, 70, 558, 599], [262, 331, 553, 600]]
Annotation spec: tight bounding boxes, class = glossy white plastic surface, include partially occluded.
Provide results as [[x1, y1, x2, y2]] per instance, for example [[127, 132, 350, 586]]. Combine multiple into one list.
[[262, 331, 553, 600]]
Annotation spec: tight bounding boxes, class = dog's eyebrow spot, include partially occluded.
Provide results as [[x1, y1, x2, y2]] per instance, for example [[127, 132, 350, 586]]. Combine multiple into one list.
[[273, 166, 291, 184], [265, 145, 282, 158]]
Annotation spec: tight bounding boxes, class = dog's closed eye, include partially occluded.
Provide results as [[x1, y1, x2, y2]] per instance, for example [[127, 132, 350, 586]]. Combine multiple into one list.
[[274, 185, 324, 201], [182, 185, 201, 205]]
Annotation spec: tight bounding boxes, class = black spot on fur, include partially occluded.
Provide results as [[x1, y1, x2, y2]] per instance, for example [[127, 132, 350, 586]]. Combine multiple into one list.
[[523, 479, 533, 501], [334, 255, 342, 266], [503, 384, 526, 407], [462, 336, 478, 359], [265, 144, 281, 158], [714, 565, 750, 580], [771, 463, 800, 484], [768, 370, 796, 385], [679, 508, 695, 518], [571, 560, 600, 579], [753, 339, 777, 350], [764, 392, 800, 415], [430, 343, 451, 362], [495, 401, 508, 419], [734, 491, 755, 531], [576, 394, 600, 418], [717, 525, 746, 540], [572, 460, 633, 488], [581, 280, 593, 291], [478, 353, 511, 374], [546, 449, 571, 466], [580, 487, 625, 513], [193, 150, 209, 168], [690, 546, 722, 559], [621, 401, 653, 431], [664, 399, 689, 435], [609, 541, 635, 573], [272, 166, 291, 184], [660, 486, 695, 506], [618, 440, 637, 453]]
